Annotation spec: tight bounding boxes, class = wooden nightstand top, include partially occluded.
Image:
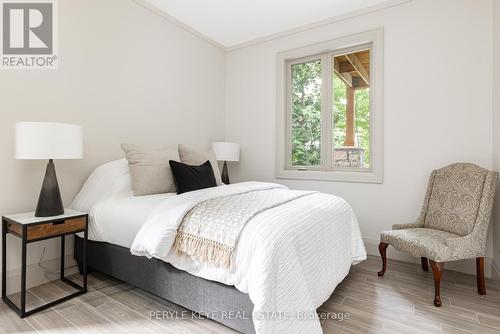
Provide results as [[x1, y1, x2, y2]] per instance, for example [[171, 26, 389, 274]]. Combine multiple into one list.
[[2, 209, 87, 226]]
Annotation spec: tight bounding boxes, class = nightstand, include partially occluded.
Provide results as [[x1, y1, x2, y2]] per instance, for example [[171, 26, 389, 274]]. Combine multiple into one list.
[[1, 209, 88, 318]]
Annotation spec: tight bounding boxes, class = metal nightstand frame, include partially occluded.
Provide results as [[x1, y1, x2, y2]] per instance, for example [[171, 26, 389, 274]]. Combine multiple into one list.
[[1, 214, 88, 318]]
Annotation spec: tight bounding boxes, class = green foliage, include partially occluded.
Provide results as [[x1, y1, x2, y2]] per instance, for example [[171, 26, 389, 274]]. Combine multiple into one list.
[[355, 88, 370, 164], [291, 60, 322, 166], [333, 75, 347, 147]]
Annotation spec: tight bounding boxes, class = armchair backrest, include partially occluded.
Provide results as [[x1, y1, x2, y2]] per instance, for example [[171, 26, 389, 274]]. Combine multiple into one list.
[[420, 163, 498, 236]]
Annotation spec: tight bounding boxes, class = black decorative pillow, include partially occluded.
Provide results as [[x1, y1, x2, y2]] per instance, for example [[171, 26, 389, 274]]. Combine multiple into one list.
[[169, 160, 217, 194]]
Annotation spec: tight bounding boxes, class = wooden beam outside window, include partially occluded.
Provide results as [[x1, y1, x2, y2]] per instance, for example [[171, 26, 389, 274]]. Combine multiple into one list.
[[334, 58, 353, 88], [345, 53, 370, 86], [344, 86, 355, 147]]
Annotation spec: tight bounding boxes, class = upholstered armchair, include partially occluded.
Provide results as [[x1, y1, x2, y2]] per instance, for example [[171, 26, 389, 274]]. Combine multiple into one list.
[[378, 163, 498, 307]]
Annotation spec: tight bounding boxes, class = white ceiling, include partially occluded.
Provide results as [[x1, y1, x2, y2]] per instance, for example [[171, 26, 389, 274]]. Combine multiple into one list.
[[141, 0, 399, 48]]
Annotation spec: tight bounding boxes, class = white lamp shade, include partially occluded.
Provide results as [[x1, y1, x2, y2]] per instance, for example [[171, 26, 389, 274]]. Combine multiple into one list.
[[16, 122, 83, 160], [212, 142, 240, 162]]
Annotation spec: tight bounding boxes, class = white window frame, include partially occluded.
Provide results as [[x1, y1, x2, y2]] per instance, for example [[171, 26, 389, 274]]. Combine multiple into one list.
[[276, 28, 384, 183]]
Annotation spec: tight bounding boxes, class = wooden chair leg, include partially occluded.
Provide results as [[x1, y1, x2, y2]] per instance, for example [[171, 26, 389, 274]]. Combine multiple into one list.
[[429, 260, 444, 307], [377, 242, 389, 277], [476, 257, 486, 295], [421, 257, 429, 272]]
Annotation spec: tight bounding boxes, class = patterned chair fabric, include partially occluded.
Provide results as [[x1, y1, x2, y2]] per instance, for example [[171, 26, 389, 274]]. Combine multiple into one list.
[[381, 163, 498, 262], [425, 164, 488, 236]]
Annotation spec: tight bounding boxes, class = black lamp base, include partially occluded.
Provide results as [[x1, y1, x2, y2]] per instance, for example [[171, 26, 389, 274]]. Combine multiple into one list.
[[35, 159, 64, 217], [221, 161, 230, 185]]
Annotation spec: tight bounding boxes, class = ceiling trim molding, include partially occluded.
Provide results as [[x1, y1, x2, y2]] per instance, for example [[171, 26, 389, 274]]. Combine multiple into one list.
[[227, 0, 413, 51], [132, 0, 413, 52], [131, 0, 227, 51]]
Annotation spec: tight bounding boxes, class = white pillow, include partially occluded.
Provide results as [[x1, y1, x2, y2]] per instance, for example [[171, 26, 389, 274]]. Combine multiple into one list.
[[71, 159, 132, 213]]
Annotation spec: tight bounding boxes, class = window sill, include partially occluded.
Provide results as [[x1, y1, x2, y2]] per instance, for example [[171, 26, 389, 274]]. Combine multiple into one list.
[[276, 169, 383, 183]]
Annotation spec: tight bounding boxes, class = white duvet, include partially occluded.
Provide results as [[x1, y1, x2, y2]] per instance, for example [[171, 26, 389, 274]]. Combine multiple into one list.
[[72, 160, 367, 334]]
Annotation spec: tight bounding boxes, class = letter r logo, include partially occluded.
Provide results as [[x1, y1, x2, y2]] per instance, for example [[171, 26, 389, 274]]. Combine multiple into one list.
[[2, 2, 53, 54]]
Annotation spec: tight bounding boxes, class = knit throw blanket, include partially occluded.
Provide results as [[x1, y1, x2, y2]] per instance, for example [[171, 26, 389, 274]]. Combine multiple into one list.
[[172, 188, 315, 268]]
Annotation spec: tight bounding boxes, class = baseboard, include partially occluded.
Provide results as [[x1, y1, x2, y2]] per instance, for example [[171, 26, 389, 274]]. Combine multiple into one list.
[[364, 238, 493, 278], [4, 255, 79, 295]]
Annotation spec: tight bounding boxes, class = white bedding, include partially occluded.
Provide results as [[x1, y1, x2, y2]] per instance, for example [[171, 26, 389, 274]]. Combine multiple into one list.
[[71, 159, 176, 248], [72, 160, 367, 334]]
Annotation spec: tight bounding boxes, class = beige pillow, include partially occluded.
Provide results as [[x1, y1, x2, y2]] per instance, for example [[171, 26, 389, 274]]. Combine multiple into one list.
[[178, 144, 222, 185], [121, 143, 180, 196]]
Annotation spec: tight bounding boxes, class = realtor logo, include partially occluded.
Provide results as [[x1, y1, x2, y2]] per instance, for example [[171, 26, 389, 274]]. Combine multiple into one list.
[[1, 0, 58, 69]]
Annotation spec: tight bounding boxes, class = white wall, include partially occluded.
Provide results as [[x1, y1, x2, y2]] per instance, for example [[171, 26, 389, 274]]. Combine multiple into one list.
[[0, 0, 225, 292], [493, 0, 500, 278], [225, 0, 495, 274]]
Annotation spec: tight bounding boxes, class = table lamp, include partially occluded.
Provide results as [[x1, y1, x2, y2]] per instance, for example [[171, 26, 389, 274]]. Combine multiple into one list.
[[211, 142, 240, 184], [15, 122, 83, 217]]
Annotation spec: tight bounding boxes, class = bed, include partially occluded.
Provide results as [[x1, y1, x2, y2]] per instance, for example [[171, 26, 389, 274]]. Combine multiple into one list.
[[71, 159, 366, 334]]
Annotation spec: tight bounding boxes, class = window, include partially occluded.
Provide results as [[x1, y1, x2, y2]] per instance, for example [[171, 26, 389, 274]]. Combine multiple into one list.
[[276, 29, 383, 183]]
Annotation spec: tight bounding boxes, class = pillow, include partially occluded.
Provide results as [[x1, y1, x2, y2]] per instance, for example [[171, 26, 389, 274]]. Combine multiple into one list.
[[121, 143, 180, 196], [178, 144, 222, 185], [70, 159, 132, 213], [169, 160, 217, 194]]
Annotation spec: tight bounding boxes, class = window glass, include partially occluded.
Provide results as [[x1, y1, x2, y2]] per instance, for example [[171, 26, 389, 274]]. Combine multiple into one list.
[[291, 59, 322, 167], [332, 50, 370, 168]]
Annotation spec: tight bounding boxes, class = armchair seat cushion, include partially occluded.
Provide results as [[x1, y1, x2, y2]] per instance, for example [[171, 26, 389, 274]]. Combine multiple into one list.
[[380, 228, 459, 262]]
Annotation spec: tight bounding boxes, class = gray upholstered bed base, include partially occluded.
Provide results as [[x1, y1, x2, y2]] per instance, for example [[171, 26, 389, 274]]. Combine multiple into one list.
[[74, 236, 255, 334]]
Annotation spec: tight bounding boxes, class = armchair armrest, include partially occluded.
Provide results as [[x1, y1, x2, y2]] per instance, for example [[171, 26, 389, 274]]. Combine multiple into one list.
[[392, 222, 424, 230]]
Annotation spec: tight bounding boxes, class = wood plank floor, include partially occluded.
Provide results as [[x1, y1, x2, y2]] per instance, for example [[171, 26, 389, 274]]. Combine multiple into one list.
[[1, 255, 499, 334]]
